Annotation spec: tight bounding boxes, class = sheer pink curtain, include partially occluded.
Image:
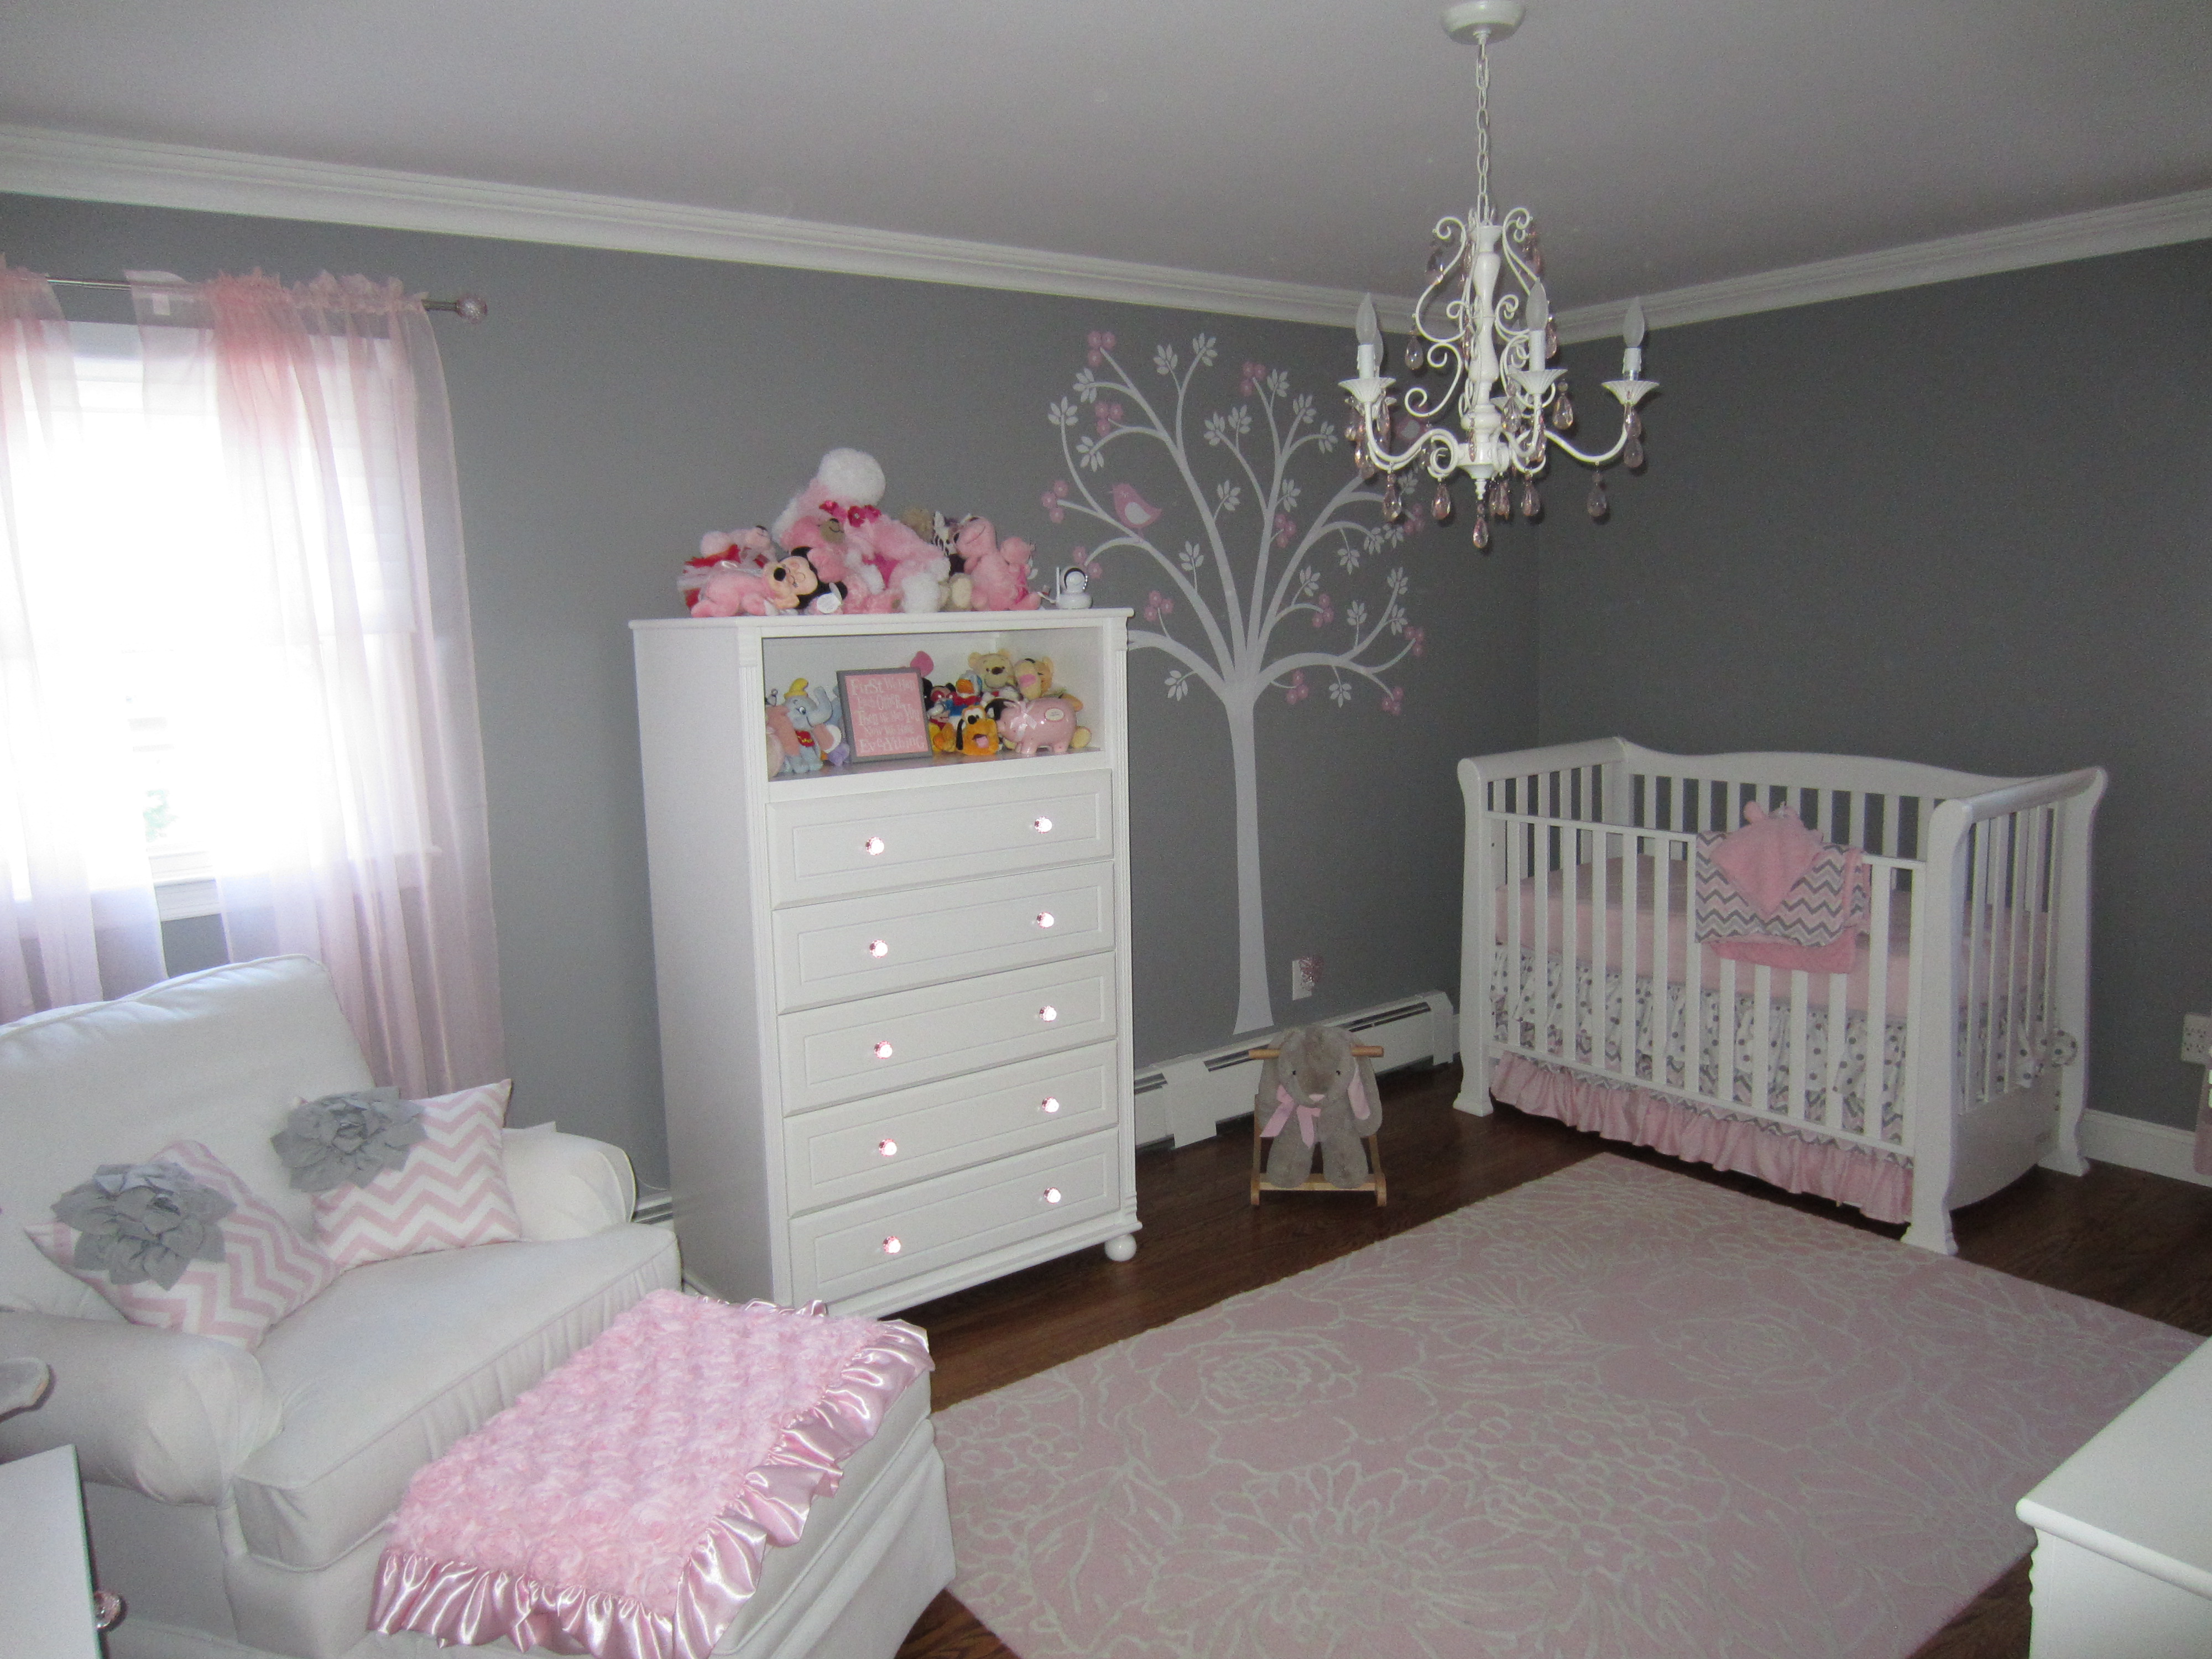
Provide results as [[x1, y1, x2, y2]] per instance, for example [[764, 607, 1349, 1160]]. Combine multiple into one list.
[[135, 273, 504, 1094], [0, 262, 166, 1016]]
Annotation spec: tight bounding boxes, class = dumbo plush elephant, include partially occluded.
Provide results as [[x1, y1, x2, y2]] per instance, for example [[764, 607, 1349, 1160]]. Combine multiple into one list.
[[1256, 1024, 1383, 1188]]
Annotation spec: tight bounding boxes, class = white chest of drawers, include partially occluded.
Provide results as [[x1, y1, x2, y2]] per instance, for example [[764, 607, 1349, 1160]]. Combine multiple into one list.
[[632, 611, 1139, 1316]]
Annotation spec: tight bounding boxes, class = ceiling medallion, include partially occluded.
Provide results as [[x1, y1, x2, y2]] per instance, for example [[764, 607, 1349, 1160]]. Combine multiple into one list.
[[1342, 0, 1657, 546]]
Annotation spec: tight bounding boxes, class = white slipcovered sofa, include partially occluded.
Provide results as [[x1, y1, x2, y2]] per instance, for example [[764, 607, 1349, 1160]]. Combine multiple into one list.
[[0, 956, 682, 1658]]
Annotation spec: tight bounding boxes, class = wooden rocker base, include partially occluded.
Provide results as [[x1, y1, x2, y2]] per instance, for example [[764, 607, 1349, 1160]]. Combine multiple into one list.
[[1246, 1042, 1388, 1207]]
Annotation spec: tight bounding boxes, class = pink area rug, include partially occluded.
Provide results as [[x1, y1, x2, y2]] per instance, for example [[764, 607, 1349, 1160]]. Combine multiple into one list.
[[933, 1156, 2199, 1659]]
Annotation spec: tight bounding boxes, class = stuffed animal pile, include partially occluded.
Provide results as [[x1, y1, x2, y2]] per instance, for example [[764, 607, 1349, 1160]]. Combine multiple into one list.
[[685, 447, 1044, 618], [920, 649, 1091, 760]]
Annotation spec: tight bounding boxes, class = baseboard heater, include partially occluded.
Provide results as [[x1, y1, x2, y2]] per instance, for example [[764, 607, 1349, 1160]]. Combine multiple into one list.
[[1131, 990, 1458, 1150]]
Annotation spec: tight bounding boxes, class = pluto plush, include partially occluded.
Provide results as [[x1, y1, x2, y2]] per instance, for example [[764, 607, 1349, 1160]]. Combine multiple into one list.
[[1255, 1024, 1381, 1188]]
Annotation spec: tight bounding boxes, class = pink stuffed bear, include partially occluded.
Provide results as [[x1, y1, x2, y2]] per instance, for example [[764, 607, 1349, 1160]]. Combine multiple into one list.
[[684, 526, 787, 617], [957, 518, 1042, 612]]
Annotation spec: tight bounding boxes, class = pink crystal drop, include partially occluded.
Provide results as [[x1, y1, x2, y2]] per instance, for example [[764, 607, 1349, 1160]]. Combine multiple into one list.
[[1381, 476, 1403, 523], [1587, 474, 1609, 520], [1624, 436, 1646, 470], [1625, 409, 1642, 438], [1489, 478, 1511, 519], [1431, 482, 1453, 524], [1405, 341, 1426, 371], [1472, 514, 1490, 551], [1554, 392, 1575, 431], [1545, 321, 1559, 358], [1520, 479, 1542, 520]]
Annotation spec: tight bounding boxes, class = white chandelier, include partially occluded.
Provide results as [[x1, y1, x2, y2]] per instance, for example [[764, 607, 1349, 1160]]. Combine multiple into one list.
[[1342, 0, 1656, 548]]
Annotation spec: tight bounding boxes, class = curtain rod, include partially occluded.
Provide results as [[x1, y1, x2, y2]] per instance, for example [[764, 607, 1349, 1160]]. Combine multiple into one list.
[[44, 276, 490, 322]]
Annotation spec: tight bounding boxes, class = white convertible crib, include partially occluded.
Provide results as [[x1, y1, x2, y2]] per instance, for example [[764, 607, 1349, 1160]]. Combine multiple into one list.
[[1457, 739, 2105, 1254]]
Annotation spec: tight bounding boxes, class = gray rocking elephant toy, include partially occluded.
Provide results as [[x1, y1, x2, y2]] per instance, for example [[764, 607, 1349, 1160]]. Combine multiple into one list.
[[1253, 1024, 1385, 1198]]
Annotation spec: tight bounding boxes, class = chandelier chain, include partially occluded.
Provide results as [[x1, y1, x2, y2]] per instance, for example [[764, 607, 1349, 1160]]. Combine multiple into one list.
[[1473, 35, 1493, 227]]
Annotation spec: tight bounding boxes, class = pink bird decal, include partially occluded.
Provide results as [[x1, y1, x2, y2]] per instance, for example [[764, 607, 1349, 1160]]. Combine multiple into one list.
[[1111, 483, 1163, 531]]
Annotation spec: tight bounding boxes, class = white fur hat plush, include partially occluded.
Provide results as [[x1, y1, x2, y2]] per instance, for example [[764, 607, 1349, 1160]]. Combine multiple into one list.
[[771, 447, 886, 544]]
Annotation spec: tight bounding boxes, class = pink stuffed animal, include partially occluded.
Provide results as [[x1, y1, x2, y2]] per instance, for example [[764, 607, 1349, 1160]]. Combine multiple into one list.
[[998, 694, 1082, 756], [771, 448, 899, 612], [682, 526, 775, 614], [691, 567, 788, 617], [957, 518, 1042, 612]]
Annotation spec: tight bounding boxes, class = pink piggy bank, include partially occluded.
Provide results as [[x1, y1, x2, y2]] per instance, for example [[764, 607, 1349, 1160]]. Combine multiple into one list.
[[998, 695, 1082, 757]]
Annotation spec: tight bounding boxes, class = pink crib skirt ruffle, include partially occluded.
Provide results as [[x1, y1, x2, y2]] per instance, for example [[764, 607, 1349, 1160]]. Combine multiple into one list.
[[1490, 1053, 1912, 1224], [369, 1290, 932, 1659]]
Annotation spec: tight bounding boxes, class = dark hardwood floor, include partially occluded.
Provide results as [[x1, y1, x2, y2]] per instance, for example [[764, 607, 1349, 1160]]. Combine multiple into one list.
[[889, 1060, 2212, 1659]]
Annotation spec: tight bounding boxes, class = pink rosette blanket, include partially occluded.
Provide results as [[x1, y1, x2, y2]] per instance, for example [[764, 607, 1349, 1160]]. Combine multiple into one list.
[[369, 1290, 932, 1659]]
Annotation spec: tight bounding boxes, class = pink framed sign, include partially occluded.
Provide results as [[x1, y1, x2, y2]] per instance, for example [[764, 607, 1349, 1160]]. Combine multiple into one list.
[[836, 668, 932, 761]]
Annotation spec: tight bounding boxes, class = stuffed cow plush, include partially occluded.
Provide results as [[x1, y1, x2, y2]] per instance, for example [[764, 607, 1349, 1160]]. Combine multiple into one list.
[[1256, 1024, 1382, 1188]]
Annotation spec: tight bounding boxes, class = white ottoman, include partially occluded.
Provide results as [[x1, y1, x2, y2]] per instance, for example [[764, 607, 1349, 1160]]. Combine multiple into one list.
[[2017, 1335, 2212, 1658]]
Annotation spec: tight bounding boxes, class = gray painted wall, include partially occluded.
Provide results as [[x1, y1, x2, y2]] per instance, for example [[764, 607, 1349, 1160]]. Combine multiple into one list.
[[2, 193, 1533, 1182], [1532, 240, 2212, 1134]]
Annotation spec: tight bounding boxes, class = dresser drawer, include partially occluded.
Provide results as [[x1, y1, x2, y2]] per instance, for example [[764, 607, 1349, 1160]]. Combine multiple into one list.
[[783, 1041, 1118, 1213], [766, 768, 1114, 902], [791, 1130, 1122, 1307], [778, 956, 1115, 1113], [770, 862, 1113, 1011]]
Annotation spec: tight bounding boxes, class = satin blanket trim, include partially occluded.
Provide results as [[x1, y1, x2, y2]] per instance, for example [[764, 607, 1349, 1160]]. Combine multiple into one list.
[[1491, 1053, 1913, 1224], [369, 1293, 932, 1659]]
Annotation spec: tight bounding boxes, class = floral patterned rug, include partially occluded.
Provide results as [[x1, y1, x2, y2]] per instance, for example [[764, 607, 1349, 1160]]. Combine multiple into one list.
[[932, 1155, 2197, 1658]]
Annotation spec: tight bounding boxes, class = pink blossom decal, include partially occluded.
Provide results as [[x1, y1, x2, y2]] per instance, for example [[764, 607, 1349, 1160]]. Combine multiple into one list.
[[1069, 546, 1100, 577], [1407, 624, 1426, 658], [1380, 686, 1405, 716], [1240, 361, 1267, 397], [1087, 330, 1117, 368], [1093, 400, 1125, 439], [1272, 512, 1296, 550], [1041, 479, 1071, 524], [1283, 669, 1310, 705], [1312, 594, 1335, 628], [1144, 590, 1175, 624]]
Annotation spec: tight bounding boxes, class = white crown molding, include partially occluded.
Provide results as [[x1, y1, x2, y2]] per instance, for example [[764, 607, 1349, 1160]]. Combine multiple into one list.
[[5, 124, 2207, 341], [0, 124, 1380, 329], [1554, 188, 2212, 345]]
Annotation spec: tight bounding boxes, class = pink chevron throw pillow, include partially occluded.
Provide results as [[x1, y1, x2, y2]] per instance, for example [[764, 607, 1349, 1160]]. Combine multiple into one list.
[[314, 1081, 523, 1270], [25, 1141, 338, 1349]]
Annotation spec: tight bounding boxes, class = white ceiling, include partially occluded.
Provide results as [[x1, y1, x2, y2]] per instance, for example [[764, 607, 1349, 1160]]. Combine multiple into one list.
[[3, 0, 2210, 321]]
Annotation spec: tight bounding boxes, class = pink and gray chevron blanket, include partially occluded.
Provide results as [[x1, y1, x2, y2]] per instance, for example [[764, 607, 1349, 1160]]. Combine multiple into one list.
[[1694, 803, 1871, 974], [369, 1290, 932, 1659]]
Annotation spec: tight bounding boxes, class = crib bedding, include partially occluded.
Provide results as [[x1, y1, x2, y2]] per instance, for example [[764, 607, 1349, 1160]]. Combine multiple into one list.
[[1491, 943, 2049, 1146]]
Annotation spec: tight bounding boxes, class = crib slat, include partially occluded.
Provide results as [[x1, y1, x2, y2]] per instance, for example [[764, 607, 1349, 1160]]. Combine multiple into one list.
[[1753, 963, 1775, 1114], [1825, 960, 1849, 1133], [1874, 865, 1903, 1146], [1505, 808, 1525, 1057], [1563, 823, 1583, 1066], [1788, 968, 1811, 1124], [1721, 954, 1740, 1109], [1975, 817, 1999, 1104], [1624, 837, 1642, 1079], [1595, 829, 1614, 1072]]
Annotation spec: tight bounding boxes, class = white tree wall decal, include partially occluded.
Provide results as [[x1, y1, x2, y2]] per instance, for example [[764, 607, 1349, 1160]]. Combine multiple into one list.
[[1043, 329, 1426, 1034]]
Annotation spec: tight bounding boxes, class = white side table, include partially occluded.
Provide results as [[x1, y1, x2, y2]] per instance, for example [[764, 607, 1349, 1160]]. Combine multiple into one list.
[[2017, 1335, 2212, 1658], [0, 1444, 104, 1659]]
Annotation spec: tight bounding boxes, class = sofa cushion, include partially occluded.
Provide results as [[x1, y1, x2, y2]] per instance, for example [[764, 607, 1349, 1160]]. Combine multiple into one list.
[[233, 1222, 679, 1571], [312, 1082, 523, 1269], [0, 957, 372, 1318], [27, 1140, 338, 1348]]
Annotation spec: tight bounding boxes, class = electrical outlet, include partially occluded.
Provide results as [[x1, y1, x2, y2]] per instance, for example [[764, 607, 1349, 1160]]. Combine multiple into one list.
[[1290, 955, 1321, 1002], [2183, 1013, 2212, 1067]]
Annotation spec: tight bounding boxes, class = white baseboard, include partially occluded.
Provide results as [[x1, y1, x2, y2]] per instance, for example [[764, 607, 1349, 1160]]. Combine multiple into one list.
[[2080, 1108, 2212, 1189], [1131, 991, 1458, 1150]]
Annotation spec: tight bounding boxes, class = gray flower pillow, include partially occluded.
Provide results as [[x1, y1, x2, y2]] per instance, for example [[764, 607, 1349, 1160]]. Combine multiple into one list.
[[23, 1140, 338, 1346], [272, 1088, 428, 1193], [49, 1159, 234, 1290]]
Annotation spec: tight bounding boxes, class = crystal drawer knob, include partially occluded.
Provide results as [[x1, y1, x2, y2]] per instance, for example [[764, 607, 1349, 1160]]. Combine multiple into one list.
[[1039, 1005, 1058, 1022], [873, 1040, 895, 1059], [878, 1138, 898, 1157], [1041, 1096, 1061, 1114], [1035, 912, 1055, 929], [1032, 817, 1052, 833], [863, 836, 885, 856], [881, 1236, 902, 1255], [1043, 1186, 1063, 1205], [867, 939, 889, 957]]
